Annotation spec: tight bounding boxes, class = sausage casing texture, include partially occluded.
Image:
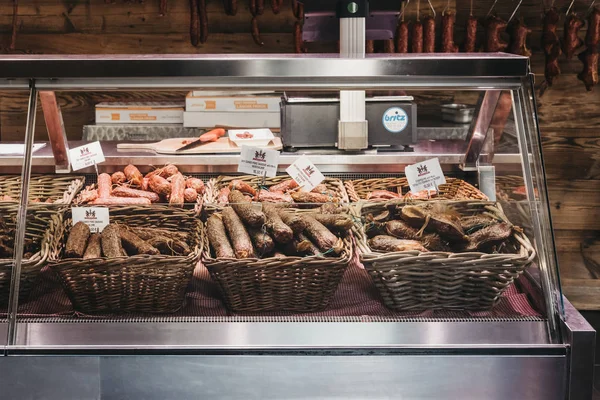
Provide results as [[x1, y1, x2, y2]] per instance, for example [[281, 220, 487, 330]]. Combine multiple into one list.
[[111, 171, 126, 185], [542, 8, 561, 85], [229, 179, 257, 197], [508, 19, 532, 57], [441, 12, 459, 53], [186, 178, 205, 195], [248, 227, 275, 256], [83, 233, 102, 259], [97, 173, 112, 199], [302, 215, 339, 253], [263, 203, 293, 243], [411, 21, 423, 53], [112, 186, 160, 203], [270, 179, 299, 192], [124, 164, 143, 187], [291, 191, 337, 204], [585, 7, 600, 47], [251, 17, 264, 46], [119, 226, 160, 256], [169, 173, 186, 207], [229, 190, 266, 227], [199, 0, 208, 44], [384, 219, 419, 240], [311, 214, 353, 232], [278, 211, 308, 234], [423, 16, 436, 53], [65, 221, 91, 258], [207, 214, 235, 258], [101, 224, 125, 258], [562, 14, 584, 59], [222, 207, 255, 259], [149, 175, 171, 197], [294, 21, 305, 53], [190, 0, 200, 46], [484, 15, 508, 52], [366, 40, 375, 53], [91, 197, 151, 206], [578, 49, 599, 91], [369, 235, 428, 252], [463, 16, 477, 52], [395, 21, 409, 53]]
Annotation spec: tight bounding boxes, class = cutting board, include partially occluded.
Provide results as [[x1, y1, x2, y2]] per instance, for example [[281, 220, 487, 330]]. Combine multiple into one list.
[[116, 137, 283, 154]]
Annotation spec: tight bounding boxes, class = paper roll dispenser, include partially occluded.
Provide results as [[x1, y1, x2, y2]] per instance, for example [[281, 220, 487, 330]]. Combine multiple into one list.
[[281, 97, 417, 149]]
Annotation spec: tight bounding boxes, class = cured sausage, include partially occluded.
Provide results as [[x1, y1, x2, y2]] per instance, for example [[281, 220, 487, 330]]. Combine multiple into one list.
[[294, 21, 305, 53], [91, 197, 152, 206], [119, 227, 160, 256], [111, 171, 126, 185], [83, 233, 102, 259], [423, 16, 436, 53], [411, 20, 424, 53], [271, 0, 280, 14], [578, 50, 599, 91], [484, 15, 508, 52], [169, 173, 185, 207], [184, 188, 198, 203], [112, 186, 160, 203], [149, 175, 171, 197], [248, 227, 275, 256], [263, 203, 293, 243], [541, 8, 561, 86], [190, 0, 200, 46], [508, 18, 532, 57], [101, 224, 125, 258], [463, 15, 477, 52], [207, 214, 235, 258], [199, 0, 208, 44], [369, 235, 428, 252], [124, 164, 143, 187], [366, 40, 375, 54], [270, 179, 299, 192], [395, 21, 409, 53], [311, 214, 353, 232], [229, 180, 257, 197], [584, 7, 600, 48], [186, 178, 205, 195], [97, 173, 112, 199], [251, 17, 264, 46], [302, 215, 340, 253], [228, 190, 266, 227], [65, 221, 91, 258], [278, 211, 307, 234], [562, 13, 584, 59], [222, 207, 255, 259], [160, 0, 168, 16], [441, 11, 459, 53]]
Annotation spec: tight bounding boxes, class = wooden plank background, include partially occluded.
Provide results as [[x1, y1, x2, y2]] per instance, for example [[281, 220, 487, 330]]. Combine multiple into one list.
[[0, 0, 599, 309]]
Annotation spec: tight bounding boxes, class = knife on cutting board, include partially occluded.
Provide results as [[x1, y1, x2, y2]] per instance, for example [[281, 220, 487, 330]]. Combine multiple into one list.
[[175, 128, 226, 152]]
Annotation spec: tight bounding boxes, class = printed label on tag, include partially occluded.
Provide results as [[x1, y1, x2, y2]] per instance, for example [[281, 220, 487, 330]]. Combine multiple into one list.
[[72, 207, 109, 233], [286, 156, 324, 192], [405, 157, 446, 193], [69, 141, 105, 171], [237, 146, 280, 178]]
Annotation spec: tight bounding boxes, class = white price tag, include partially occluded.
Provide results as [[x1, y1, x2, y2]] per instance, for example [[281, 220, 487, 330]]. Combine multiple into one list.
[[69, 141, 105, 171], [72, 207, 110, 233], [286, 156, 324, 192], [237, 146, 280, 178], [405, 158, 446, 193]]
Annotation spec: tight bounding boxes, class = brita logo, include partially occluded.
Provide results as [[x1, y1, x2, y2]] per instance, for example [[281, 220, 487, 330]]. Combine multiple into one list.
[[382, 107, 409, 133]]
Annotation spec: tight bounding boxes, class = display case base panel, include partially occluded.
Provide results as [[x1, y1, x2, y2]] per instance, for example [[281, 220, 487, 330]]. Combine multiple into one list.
[[10, 262, 544, 322], [0, 353, 566, 400]]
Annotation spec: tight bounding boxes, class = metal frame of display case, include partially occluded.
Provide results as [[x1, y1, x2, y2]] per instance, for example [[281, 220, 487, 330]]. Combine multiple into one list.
[[0, 54, 594, 400]]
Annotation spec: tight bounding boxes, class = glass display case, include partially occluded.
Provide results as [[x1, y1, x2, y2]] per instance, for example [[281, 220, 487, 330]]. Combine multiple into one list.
[[0, 54, 594, 400]]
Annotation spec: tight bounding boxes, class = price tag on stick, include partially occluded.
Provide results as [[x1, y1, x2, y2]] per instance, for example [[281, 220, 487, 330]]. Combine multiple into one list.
[[69, 141, 105, 172], [238, 146, 280, 178], [71, 207, 110, 233], [286, 156, 324, 192], [405, 157, 446, 193]]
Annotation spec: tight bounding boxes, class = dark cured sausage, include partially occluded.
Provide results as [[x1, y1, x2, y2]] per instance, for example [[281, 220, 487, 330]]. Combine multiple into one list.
[[199, 0, 208, 44], [189, 0, 200, 46], [294, 21, 305, 53], [395, 21, 409, 53], [423, 16, 436, 53], [508, 18, 532, 57], [366, 40, 375, 53], [411, 21, 423, 53], [463, 15, 477, 52], [484, 15, 508, 52], [207, 214, 235, 258], [222, 207, 255, 259], [65, 222, 91, 258], [541, 8, 561, 86], [441, 11, 459, 53], [252, 17, 264, 46], [562, 13, 584, 59]]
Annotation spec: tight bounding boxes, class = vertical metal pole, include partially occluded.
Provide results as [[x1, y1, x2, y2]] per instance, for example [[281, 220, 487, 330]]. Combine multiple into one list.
[[7, 80, 38, 345], [511, 83, 561, 343]]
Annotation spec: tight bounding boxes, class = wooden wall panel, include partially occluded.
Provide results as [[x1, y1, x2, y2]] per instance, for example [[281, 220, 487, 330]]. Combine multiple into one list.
[[0, 0, 599, 307]]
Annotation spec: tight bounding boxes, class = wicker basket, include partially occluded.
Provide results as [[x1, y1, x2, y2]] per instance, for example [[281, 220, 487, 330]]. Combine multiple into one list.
[[0, 204, 61, 304], [202, 209, 353, 313], [205, 175, 349, 211], [345, 177, 488, 202], [354, 200, 536, 311], [48, 206, 203, 314], [0, 175, 84, 205]]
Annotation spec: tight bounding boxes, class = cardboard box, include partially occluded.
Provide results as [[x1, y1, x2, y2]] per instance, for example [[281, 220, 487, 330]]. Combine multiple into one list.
[[183, 111, 280, 129], [186, 92, 282, 112], [95, 102, 184, 124]]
